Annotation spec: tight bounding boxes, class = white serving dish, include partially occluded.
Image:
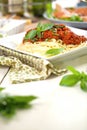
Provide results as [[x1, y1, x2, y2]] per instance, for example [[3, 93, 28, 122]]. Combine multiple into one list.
[[0, 26, 87, 68]]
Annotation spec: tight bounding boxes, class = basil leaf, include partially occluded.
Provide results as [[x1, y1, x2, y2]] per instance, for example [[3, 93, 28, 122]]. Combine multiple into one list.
[[81, 72, 87, 81], [37, 23, 54, 32], [0, 93, 37, 118], [46, 48, 64, 56], [80, 79, 87, 92], [37, 30, 42, 38], [24, 30, 37, 40], [40, 23, 54, 31], [37, 22, 42, 31], [67, 66, 80, 75], [60, 74, 80, 86], [12, 95, 37, 103], [60, 66, 87, 92]]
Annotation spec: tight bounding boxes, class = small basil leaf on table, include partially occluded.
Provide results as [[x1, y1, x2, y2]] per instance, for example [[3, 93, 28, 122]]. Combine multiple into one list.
[[59, 66, 87, 92], [0, 87, 37, 118], [60, 74, 80, 86]]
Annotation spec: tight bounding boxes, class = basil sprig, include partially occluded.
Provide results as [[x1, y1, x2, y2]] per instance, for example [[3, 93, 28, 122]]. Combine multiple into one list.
[[60, 66, 87, 92], [0, 87, 37, 118], [24, 22, 54, 40]]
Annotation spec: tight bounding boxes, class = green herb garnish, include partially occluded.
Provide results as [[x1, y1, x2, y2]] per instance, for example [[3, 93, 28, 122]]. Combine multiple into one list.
[[25, 30, 37, 40], [0, 87, 37, 118], [60, 15, 83, 22], [60, 66, 87, 92], [46, 48, 64, 56], [24, 22, 54, 40]]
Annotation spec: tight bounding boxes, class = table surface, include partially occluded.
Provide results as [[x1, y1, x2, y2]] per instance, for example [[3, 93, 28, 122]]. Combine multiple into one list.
[[0, 54, 87, 130]]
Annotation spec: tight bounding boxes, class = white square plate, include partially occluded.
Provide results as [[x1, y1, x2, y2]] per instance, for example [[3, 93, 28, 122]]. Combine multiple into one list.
[[0, 26, 87, 68]]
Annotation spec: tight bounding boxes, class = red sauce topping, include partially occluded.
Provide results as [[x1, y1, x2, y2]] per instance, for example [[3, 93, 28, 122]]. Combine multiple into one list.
[[23, 24, 87, 45]]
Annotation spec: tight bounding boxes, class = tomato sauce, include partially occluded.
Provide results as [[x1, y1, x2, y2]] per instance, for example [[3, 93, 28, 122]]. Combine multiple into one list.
[[23, 24, 87, 45]]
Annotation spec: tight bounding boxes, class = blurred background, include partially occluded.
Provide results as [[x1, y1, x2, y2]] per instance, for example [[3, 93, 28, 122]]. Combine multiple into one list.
[[0, 0, 87, 35], [0, 0, 55, 18], [0, 0, 87, 18]]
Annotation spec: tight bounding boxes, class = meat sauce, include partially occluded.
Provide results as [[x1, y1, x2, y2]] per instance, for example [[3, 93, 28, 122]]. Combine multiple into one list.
[[23, 24, 87, 45]]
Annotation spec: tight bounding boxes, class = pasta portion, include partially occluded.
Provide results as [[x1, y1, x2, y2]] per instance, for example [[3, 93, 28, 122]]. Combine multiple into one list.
[[17, 39, 87, 58], [17, 39, 63, 57]]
